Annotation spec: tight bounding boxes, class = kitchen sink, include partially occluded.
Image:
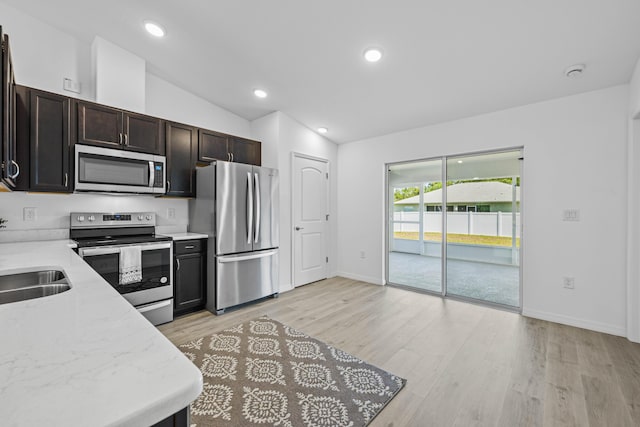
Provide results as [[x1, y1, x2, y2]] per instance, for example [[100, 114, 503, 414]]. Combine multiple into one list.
[[0, 269, 70, 305]]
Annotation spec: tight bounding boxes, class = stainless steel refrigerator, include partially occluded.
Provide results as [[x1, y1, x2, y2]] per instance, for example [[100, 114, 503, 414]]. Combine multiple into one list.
[[189, 161, 279, 314]]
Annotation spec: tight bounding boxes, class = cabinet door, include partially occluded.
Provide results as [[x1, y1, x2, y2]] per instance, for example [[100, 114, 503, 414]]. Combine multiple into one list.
[[77, 102, 123, 148], [29, 90, 71, 192], [166, 122, 196, 197], [124, 112, 164, 155], [198, 128, 229, 163], [229, 137, 261, 166], [1, 31, 18, 188], [174, 252, 205, 313]]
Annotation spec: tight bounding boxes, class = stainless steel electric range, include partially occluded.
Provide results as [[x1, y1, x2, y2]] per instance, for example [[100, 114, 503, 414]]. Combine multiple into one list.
[[70, 212, 173, 326]]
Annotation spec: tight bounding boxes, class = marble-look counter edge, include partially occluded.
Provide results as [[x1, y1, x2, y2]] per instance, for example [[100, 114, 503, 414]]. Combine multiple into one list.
[[164, 232, 209, 241]]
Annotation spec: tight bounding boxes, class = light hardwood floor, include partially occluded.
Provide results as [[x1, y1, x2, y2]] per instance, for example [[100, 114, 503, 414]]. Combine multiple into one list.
[[158, 277, 640, 427]]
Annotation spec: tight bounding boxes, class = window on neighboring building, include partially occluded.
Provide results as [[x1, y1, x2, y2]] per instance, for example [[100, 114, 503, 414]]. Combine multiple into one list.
[[467, 206, 476, 212], [425, 205, 442, 212], [477, 205, 490, 212], [446, 205, 454, 212], [458, 205, 467, 212]]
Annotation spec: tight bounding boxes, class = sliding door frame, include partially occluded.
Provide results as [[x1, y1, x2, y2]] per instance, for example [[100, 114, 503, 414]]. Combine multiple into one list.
[[385, 146, 524, 313]]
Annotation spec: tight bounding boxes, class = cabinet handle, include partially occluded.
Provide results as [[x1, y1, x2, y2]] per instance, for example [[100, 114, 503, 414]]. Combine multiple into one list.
[[167, 180, 171, 192], [227, 153, 230, 161], [124, 134, 129, 146], [176, 258, 180, 271], [231, 153, 234, 162], [184, 245, 195, 249], [64, 173, 68, 188], [8, 160, 20, 179], [119, 133, 123, 144]]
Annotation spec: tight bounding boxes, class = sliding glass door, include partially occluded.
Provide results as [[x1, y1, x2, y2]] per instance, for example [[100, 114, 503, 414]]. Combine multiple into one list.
[[388, 159, 443, 294], [386, 149, 522, 310]]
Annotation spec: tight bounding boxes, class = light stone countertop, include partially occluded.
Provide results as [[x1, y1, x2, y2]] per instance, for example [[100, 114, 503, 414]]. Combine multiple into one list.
[[0, 240, 203, 426], [163, 232, 209, 241]]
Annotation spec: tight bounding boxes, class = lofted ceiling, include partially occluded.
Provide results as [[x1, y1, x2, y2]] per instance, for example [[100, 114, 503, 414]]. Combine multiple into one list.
[[4, 0, 640, 143]]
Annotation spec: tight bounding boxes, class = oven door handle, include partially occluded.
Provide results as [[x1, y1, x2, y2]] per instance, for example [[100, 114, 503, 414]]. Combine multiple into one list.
[[137, 299, 172, 314], [78, 242, 171, 257]]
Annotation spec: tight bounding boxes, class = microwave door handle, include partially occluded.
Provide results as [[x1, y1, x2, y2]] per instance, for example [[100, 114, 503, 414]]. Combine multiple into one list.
[[148, 161, 155, 188], [247, 172, 253, 244], [254, 172, 260, 243]]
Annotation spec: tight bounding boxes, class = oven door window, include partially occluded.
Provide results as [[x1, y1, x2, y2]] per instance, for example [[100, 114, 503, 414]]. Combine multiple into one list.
[[83, 248, 170, 294]]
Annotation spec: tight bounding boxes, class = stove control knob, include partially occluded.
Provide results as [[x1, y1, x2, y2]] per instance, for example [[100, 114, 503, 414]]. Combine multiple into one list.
[[138, 215, 144, 221], [77, 215, 85, 222], [88, 215, 95, 222], [145, 215, 152, 220]]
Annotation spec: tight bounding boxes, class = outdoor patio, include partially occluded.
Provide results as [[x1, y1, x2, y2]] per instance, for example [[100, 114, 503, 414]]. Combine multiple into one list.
[[388, 251, 520, 307]]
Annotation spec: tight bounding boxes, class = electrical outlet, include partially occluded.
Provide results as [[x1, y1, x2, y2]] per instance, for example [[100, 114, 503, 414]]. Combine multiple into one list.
[[360, 251, 366, 259], [167, 208, 176, 220], [23, 207, 37, 222], [563, 209, 580, 222], [563, 277, 575, 289]]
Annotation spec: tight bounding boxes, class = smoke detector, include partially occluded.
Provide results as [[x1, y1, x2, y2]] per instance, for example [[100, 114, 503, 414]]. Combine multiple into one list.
[[565, 64, 586, 78]]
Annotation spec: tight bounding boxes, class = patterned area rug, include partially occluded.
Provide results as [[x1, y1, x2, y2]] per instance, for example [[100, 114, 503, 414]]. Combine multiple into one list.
[[178, 316, 406, 427]]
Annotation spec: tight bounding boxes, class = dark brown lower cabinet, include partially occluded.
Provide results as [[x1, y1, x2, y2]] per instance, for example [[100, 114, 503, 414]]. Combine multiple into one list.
[[174, 239, 206, 315], [14, 85, 71, 192], [151, 406, 189, 427]]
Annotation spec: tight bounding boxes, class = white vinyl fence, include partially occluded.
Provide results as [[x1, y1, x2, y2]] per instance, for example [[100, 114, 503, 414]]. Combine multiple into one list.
[[393, 211, 521, 237]]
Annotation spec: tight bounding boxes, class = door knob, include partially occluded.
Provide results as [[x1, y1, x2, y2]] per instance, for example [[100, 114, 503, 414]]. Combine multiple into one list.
[[295, 226, 304, 231]]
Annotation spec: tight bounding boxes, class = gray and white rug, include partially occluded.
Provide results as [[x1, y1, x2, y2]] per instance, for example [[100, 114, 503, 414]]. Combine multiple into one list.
[[178, 316, 406, 427]]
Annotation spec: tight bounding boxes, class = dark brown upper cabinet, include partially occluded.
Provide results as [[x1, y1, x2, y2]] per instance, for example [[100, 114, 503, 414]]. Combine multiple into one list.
[[166, 122, 196, 197], [229, 136, 261, 165], [198, 129, 261, 166], [198, 129, 229, 163], [1, 27, 18, 190], [14, 86, 72, 192], [77, 101, 164, 155]]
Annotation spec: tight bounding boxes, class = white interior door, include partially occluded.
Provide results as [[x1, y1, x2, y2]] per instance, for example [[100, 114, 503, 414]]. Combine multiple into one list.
[[293, 154, 328, 287]]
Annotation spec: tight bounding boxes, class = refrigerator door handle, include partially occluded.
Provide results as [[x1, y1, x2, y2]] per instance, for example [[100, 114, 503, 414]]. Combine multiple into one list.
[[254, 172, 260, 243], [218, 250, 277, 263], [246, 172, 253, 244]]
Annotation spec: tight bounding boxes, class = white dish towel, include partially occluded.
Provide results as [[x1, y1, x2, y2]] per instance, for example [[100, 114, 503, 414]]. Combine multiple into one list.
[[119, 246, 142, 285]]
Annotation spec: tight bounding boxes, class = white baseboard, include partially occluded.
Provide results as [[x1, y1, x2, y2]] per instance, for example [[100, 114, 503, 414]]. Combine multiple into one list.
[[335, 271, 384, 286], [522, 308, 626, 337], [278, 283, 294, 293]]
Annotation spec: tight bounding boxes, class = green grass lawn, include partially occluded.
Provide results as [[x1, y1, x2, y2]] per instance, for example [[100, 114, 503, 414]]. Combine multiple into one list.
[[394, 231, 520, 247]]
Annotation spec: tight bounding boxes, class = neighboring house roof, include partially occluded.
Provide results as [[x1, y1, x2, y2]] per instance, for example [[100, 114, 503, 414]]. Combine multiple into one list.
[[395, 181, 520, 205]]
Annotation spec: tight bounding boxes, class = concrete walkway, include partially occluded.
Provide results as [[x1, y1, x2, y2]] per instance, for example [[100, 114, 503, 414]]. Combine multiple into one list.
[[388, 251, 520, 307]]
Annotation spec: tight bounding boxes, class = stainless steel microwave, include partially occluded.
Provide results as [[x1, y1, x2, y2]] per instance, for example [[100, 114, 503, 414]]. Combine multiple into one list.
[[74, 145, 166, 194]]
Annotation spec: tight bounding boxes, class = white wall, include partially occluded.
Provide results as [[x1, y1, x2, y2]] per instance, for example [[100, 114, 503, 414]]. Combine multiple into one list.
[[250, 112, 280, 169], [626, 57, 640, 341], [337, 85, 629, 336], [146, 73, 251, 138], [251, 112, 338, 292], [93, 37, 145, 113], [0, 193, 188, 243], [0, 2, 93, 100]]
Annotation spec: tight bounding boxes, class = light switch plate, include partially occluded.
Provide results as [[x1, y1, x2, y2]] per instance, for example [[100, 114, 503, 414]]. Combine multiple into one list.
[[562, 209, 580, 222], [63, 78, 81, 94]]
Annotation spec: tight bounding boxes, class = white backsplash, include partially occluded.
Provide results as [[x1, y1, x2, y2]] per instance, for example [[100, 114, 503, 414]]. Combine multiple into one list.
[[0, 192, 188, 243]]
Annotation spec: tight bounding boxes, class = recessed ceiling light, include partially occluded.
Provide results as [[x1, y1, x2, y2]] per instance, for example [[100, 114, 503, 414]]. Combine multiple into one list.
[[363, 48, 383, 63], [253, 89, 268, 98], [457, 160, 463, 164], [144, 21, 166, 38], [565, 64, 586, 78], [317, 127, 328, 134]]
